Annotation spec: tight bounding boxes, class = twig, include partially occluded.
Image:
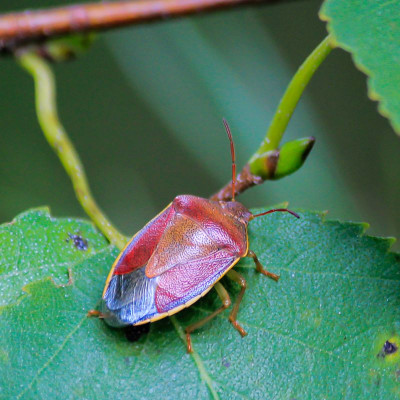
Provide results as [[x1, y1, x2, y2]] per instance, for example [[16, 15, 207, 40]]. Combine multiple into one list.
[[18, 51, 129, 250], [210, 164, 263, 201], [1, 0, 282, 52], [211, 35, 333, 201]]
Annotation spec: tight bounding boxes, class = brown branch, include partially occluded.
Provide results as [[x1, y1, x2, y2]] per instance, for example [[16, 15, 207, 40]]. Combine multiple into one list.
[[0, 0, 280, 52], [210, 164, 264, 202]]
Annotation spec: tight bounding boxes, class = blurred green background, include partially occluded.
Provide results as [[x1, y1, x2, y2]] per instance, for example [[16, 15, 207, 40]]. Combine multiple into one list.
[[1, 0, 399, 248]]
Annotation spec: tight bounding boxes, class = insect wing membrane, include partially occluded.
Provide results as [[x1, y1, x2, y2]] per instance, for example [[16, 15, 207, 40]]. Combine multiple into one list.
[[102, 266, 158, 327]]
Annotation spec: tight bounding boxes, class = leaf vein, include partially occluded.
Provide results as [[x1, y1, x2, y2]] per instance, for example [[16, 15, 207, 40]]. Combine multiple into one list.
[[15, 307, 94, 399], [170, 316, 220, 400], [245, 324, 348, 362]]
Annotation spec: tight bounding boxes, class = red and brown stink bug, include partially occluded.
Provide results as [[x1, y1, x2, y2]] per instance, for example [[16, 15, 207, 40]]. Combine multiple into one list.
[[91, 120, 299, 352]]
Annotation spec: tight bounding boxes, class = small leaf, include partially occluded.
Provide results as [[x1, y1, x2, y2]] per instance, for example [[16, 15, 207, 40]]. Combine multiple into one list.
[[0, 209, 399, 399], [320, 0, 400, 134]]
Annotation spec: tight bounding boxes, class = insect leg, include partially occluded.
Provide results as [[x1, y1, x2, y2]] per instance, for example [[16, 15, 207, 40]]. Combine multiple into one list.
[[248, 250, 280, 281], [87, 310, 106, 318], [226, 270, 247, 337], [185, 282, 231, 353]]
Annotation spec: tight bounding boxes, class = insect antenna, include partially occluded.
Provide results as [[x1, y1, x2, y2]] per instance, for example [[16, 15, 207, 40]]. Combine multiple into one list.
[[222, 118, 236, 201], [252, 208, 300, 219]]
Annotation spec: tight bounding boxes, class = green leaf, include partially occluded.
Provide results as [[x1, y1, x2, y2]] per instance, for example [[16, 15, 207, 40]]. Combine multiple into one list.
[[320, 0, 400, 134], [0, 208, 108, 307], [1, 208, 399, 399]]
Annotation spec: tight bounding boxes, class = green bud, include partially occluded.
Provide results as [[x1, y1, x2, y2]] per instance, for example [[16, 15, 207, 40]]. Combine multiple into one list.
[[274, 136, 315, 179], [249, 137, 315, 180]]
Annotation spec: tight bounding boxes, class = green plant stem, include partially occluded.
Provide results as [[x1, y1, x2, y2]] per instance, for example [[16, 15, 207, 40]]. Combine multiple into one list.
[[18, 51, 128, 250], [213, 36, 333, 201], [249, 35, 333, 167]]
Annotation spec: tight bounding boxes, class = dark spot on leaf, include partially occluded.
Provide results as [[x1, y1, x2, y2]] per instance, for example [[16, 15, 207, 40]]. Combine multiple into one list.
[[383, 340, 397, 354], [222, 357, 230, 368], [124, 324, 150, 342], [377, 340, 398, 358], [66, 233, 88, 251], [396, 370, 400, 380]]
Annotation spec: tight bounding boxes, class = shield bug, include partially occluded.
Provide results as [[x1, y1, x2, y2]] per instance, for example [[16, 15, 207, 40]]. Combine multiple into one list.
[[90, 120, 299, 352]]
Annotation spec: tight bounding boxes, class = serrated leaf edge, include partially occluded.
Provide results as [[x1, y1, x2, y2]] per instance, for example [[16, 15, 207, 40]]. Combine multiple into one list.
[[319, 6, 400, 134]]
